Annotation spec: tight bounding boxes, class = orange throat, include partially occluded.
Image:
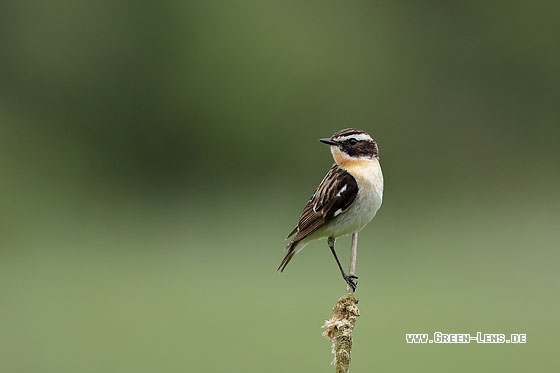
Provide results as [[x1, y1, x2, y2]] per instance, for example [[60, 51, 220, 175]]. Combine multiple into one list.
[[331, 147, 377, 173]]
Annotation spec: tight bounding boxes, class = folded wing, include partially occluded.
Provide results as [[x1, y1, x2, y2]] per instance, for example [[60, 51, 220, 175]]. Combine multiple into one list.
[[289, 164, 359, 243]]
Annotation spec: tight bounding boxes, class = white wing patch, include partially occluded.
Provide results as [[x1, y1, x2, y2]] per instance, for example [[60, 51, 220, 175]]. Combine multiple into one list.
[[334, 208, 343, 216], [336, 184, 347, 197]]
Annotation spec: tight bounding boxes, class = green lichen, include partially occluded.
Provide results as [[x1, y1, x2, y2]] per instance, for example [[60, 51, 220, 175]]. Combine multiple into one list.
[[322, 294, 360, 373]]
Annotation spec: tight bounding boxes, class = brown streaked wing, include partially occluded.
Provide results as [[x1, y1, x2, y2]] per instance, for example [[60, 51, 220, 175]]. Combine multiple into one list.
[[289, 165, 358, 242], [286, 225, 298, 239]]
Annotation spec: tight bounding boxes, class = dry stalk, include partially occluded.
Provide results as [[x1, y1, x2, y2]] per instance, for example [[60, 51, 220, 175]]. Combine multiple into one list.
[[322, 232, 360, 373]]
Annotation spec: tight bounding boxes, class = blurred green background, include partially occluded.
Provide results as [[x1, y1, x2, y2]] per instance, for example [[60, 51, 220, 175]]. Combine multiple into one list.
[[1, 1, 559, 372]]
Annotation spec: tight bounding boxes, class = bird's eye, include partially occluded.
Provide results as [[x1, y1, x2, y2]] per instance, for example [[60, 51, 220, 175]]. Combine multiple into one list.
[[348, 139, 358, 146]]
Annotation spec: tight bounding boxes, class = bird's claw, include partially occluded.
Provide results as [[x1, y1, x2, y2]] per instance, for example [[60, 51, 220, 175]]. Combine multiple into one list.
[[344, 274, 358, 292]]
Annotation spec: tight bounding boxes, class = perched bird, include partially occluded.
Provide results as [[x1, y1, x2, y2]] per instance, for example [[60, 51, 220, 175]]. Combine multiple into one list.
[[277, 128, 384, 291]]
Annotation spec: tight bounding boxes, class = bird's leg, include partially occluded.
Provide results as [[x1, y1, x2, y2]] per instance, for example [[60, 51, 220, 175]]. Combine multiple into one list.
[[327, 237, 358, 292]]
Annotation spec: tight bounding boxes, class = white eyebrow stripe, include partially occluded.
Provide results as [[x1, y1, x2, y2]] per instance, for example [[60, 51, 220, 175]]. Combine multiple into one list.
[[336, 184, 347, 197], [333, 133, 373, 142]]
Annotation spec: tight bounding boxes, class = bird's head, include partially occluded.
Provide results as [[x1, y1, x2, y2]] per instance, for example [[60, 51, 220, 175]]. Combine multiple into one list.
[[320, 128, 379, 166]]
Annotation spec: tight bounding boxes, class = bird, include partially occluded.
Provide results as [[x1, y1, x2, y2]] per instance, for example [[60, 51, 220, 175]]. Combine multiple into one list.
[[277, 128, 384, 291]]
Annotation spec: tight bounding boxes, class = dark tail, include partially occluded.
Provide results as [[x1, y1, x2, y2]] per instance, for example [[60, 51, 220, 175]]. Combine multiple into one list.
[[277, 240, 299, 272]]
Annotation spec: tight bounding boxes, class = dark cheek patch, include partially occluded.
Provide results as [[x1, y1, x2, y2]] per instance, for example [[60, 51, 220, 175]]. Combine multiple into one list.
[[345, 142, 376, 158]]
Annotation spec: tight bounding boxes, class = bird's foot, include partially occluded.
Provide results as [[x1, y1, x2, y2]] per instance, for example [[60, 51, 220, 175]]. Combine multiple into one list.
[[343, 274, 358, 292]]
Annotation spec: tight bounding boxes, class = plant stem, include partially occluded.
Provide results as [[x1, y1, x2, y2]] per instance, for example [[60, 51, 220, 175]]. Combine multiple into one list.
[[323, 232, 361, 372], [346, 232, 358, 294]]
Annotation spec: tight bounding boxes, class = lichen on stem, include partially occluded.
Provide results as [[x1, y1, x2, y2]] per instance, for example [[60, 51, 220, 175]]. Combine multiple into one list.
[[322, 294, 360, 373]]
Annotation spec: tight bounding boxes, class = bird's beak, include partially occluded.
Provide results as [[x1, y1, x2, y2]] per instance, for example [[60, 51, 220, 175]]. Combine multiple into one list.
[[320, 138, 339, 146]]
